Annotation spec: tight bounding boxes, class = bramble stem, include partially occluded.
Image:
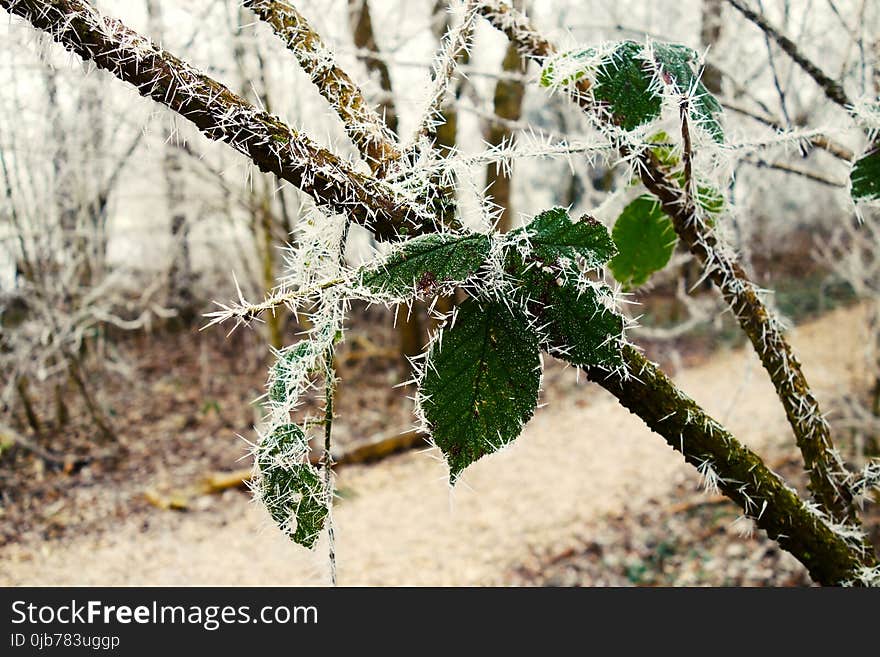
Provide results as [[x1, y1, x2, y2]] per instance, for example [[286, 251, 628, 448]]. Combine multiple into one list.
[[243, 0, 401, 170], [478, 0, 859, 526], [587, 346, 874, 585]]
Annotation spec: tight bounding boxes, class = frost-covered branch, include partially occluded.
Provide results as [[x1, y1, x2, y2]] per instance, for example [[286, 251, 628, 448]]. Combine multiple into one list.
[[722, 100, 855, 161], [479, 0, 861, 526], [588, 346, 875, 586], [726, 0, 854, 110], [242, 0, 401, 170], [744, 159, 847, 188], [410, 1, 481, 149]]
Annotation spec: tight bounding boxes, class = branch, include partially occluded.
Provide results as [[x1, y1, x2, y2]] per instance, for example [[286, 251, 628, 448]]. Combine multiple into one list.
[[0, 0, 427, 240], [242, 0, 401, 170], [722, 100, 855, 161], [478, 0, 860, 526], [586, 346, 872, 586], [744, 158, 847, 187], [411, 1, 481, 148], [726, 0, 854, 110]]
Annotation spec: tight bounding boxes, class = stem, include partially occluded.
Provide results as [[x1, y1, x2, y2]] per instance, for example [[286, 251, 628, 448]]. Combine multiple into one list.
[[679, 100, 694, 213], [410, 1, 481, 150], [258, 190, 283, 350], [322, 345, 337, 586], [722, 101, 854, 160], [243, 0, 401, 170], [478, 0, 860, 525], [587, 346, 874, 585]]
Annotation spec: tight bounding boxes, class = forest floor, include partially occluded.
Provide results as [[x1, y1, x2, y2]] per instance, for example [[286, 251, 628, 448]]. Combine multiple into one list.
[[1, 302, 878, 586]]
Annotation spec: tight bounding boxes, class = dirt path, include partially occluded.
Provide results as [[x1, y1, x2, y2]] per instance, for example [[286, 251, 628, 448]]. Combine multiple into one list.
[[0, 305, 867, 585]]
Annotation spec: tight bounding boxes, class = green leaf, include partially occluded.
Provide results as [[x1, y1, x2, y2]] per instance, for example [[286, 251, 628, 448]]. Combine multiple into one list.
[[513, 261, 624, 367], [594, 41, 661, 131], [269, 341, 316, 403], [542, 282, 623, 367], [360, 233, 491, 297], [652, 43, 724, 143], [421, 299, 541, 482], [512, 207, 617, 269], [257, 423, 328, 548], [647, 130, 680, 169], [542, 41, 723, 140], [851, 149, 880, 202], [609, 196, 678, 289]]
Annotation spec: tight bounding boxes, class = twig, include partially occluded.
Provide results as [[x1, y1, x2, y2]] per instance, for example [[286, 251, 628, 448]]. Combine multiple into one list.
[[744, 158, 847, 187], [722, 100, 854, 160], [478, 0, 860, 527], [726, 0, 854, 110], [755, 0, 793, 128], [322, 345, 337, 586], [243, 0, 401, 170], [410, 1, 481, 149]]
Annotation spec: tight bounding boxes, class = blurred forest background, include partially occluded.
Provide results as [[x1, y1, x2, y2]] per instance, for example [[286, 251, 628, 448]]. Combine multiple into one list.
[[1, 0, 879, 585]]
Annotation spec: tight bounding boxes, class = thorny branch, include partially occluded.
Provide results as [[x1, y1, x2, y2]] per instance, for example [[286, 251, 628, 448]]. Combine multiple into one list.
[[587, 346, 873, 586], [242, 0, 401, 170], [478, 0, 861, 527], [410, 1, 481, 149], [722, 100, 855, 161]]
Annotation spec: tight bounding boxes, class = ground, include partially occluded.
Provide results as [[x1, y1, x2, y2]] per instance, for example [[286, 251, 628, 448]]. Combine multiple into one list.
[[2, 303, 876, 586]]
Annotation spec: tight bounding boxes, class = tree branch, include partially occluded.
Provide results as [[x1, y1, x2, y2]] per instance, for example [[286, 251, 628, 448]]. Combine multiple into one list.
[[242, 0, 401, 170], [478, 0, 860, 526], [744, 158, 847, 187], [411, 1, 481, 149], [722, 100, 855, 161], [587, 346, 873, 586], [726, 0, 854, 110]]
